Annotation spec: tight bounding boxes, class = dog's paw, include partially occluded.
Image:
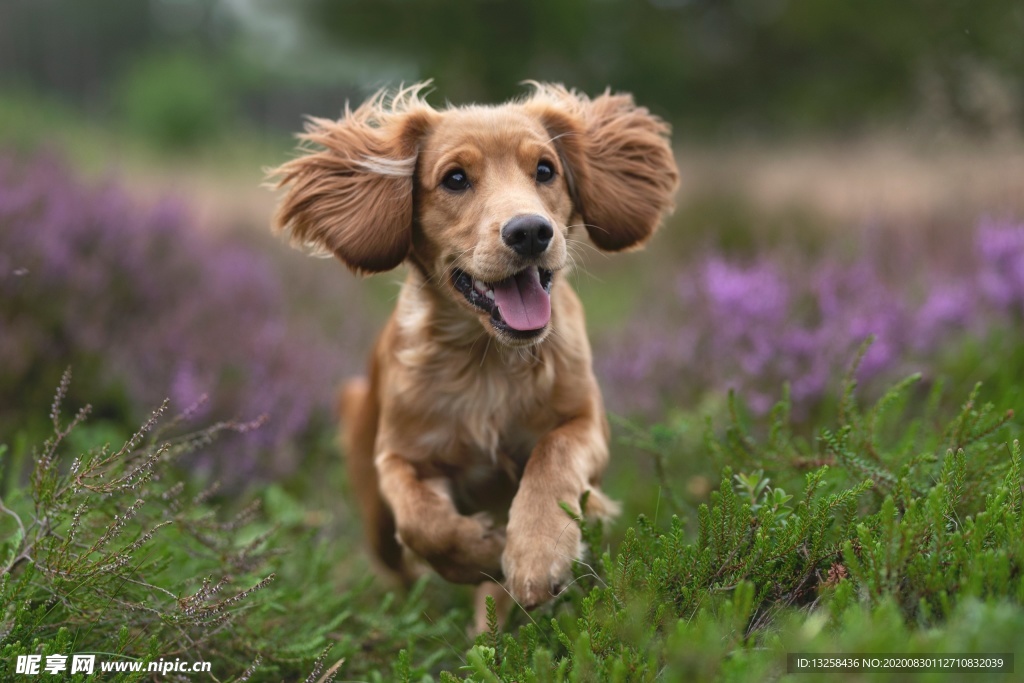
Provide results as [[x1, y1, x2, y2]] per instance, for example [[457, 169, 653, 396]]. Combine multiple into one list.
[[411, 512, 505, 584], [502, 513, 581, 609], [469, 511, 504, 537]]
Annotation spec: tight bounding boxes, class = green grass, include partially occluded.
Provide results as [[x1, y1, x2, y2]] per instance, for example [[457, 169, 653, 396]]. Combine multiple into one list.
[[2, 350, 1021, 681]]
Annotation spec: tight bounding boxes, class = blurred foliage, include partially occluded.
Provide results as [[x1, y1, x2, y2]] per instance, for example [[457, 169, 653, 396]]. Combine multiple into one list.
[[114, 51, 232, 151], [2, 0, 1022, 142], [299, 0, 1024, 134], [0, 0, 352, 147], [0, 0, 156, 105]]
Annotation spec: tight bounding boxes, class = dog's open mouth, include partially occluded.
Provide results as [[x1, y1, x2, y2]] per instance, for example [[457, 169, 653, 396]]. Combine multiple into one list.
[[453, 266, 554, 337]]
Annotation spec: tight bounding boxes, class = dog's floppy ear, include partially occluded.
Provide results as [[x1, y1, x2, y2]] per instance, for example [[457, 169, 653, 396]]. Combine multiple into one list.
[[270, 87, 435, 273], [527, 84, 679, 252]]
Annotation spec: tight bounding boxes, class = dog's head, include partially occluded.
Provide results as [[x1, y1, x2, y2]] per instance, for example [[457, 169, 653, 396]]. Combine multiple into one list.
[[272, 83, 678, 346]]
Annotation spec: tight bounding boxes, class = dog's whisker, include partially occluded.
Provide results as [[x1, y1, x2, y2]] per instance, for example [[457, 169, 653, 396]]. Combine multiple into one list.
[[542, 326, 570, 348], [563, 254, 585, 281], [578, 221, 609, 235], [565, 232, 610, 260], [413, 249, 473, 295], [526, 344, 540, 364], [515, 346, 531, 365], [478, 334, 493, 368], [563, 250, 581, 274], [562, 254, 606, 289], [565, 223, 616, 250], [432, 247, 475, 287]]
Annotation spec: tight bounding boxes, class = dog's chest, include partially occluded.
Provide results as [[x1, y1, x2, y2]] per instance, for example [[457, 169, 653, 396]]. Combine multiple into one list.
[[401, 353, 556, 471]]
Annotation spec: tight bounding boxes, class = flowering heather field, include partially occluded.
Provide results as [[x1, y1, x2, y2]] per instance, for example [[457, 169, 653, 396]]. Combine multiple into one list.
[[2, 152, 1023, 681], [3, 152, 1024, 469], [598, 216, 1024, 417], [0, 154, 373, 481]]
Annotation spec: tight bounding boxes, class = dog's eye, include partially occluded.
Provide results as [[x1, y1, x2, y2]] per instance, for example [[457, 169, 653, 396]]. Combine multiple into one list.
[[536, 161, 555, 183], [441, 169, 471, 192]]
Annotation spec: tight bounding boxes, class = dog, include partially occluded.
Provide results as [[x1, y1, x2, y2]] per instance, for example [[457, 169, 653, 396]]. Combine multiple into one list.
[[271, 82, 678, 620]]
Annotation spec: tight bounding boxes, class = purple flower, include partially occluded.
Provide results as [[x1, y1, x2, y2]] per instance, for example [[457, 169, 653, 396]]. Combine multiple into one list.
[[598, 214, 1024, 419], [1, 153, 369, 483], [913, 282, 976, 350], [976, 217, 1024, 314]]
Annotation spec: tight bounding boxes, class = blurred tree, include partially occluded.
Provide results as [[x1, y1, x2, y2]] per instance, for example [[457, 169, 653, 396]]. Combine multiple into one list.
[[0, 0, 1020, 138], [114, 51, 232, 150], [0, 0, 186, 110], [0, 0, 356, 138], [0, 0, 238, 148], [295, 0, 1024, 135]]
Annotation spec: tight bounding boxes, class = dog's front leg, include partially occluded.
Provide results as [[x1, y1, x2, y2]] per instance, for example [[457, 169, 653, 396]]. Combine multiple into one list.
[[376, 451, 506, 584], [503, 412, 610, 608]]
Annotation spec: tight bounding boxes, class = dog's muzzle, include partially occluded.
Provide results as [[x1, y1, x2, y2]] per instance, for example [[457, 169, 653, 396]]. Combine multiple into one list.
[[453, 266, 554, 338]]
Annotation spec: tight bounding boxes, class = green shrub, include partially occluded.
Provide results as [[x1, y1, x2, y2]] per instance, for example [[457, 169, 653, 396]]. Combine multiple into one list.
[[450, 355, 1022, 681], [3, 357, 1021, 681], [114, 51, 231, 150], [0, 370, 273, 679]]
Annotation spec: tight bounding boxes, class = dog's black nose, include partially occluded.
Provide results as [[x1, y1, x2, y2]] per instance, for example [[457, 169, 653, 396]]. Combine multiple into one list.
[[501, 215, 553, 257]]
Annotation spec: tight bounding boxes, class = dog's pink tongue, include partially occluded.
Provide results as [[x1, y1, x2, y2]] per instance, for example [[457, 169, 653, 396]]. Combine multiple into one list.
[[492, 267, 551, 331]]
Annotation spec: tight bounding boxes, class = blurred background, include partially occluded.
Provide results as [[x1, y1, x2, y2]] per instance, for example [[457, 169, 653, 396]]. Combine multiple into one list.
[[3, 2, 1024, 677], [2, 0, 1023, 484], [5, 0, 1024, 136]]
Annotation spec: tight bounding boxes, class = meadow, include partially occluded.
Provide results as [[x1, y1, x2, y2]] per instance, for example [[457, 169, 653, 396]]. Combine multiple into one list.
[[2, 111, 1024, 681]]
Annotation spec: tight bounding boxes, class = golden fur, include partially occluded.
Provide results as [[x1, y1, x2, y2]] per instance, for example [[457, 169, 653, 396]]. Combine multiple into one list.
[[271, 82, 678, 616]]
